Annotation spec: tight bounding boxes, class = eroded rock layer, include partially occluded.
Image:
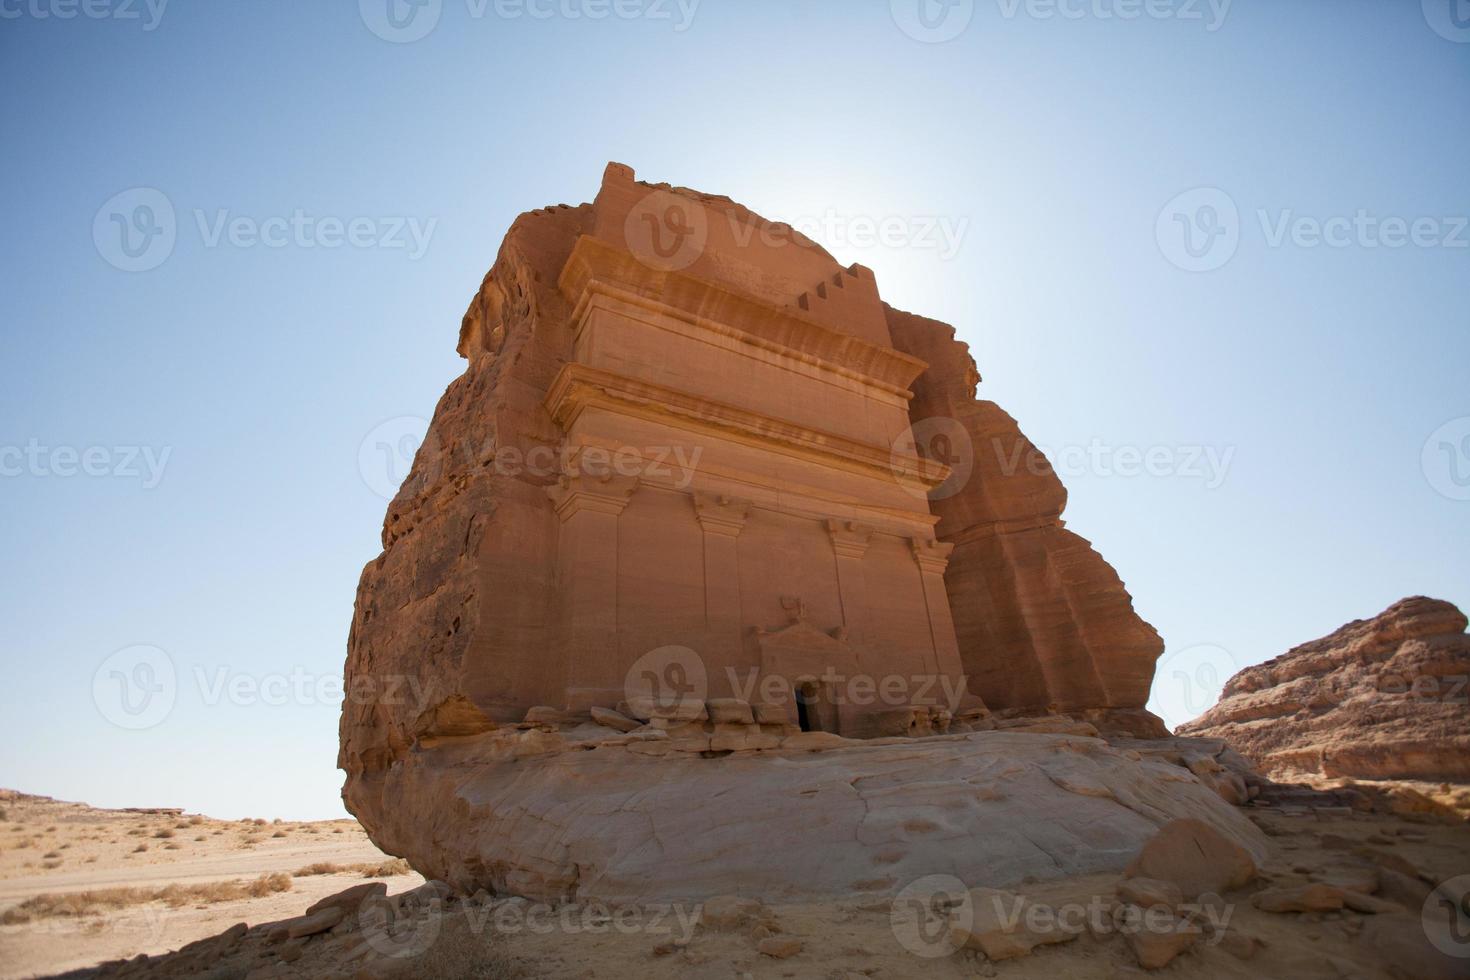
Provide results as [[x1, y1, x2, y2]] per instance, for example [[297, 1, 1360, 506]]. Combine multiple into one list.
[[352, 726, 1267, 903], [339, 165, 1174, 884], [1180, 597, 1470, 784]]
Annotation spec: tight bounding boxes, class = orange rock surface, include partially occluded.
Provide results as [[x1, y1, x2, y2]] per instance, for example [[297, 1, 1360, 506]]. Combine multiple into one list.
[[1180, 597, 1470, 785], [338, 163, 1167, 799]]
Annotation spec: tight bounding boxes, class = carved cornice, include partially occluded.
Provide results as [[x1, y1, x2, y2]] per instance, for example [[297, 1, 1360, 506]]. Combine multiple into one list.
[[546, 472, 639, 521], [909, 536, 955, 574], [691, 491, 752, 538], [824, 519, 875, 560], [557, 235, 930, 396], [545, 363, 950, 490]]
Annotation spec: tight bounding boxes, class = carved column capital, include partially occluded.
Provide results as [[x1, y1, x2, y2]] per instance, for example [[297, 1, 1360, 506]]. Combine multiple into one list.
[[824, 519, 874, 560], [691, 491, 752, 538], [547, 472, 639, 520], [909, 536, 955, 574]]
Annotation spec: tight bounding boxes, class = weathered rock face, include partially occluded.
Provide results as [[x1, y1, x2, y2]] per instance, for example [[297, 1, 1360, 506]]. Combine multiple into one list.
[[352, 726, 1267, 903], [1180, 597, 1470, 784], [339, 164, 1177, 894], [340, 163, 1164, 783], [887, 311, 1165, 726]]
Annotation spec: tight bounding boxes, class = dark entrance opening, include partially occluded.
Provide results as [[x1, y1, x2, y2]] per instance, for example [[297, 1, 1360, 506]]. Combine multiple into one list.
[[795, 682, 818, 733]]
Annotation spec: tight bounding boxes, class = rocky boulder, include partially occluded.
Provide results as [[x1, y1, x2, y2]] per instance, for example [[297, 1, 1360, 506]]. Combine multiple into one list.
[[1179, 597, 1470, 787]]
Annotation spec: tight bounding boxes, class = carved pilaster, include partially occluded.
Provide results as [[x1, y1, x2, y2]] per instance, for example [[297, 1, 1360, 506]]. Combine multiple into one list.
[[692, 492, 751, 659], [547, 472, 640, 521], [909, 536, 954, 574], [825, 519, 874, 646], [824, 519, 874, 560], [547, 473, 639, 711], [692, 491, 751, 537], [910, 535, 965, 680]]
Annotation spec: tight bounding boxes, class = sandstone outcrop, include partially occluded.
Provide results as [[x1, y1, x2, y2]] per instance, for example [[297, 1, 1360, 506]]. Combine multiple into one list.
[[1179, 597, 1470, 787], [339, 164, 1186, 899], [353, 725, 1266, 903]]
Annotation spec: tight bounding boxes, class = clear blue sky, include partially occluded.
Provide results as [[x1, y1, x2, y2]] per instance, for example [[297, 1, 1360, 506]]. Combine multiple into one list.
[[2, 1, 1466, 819]]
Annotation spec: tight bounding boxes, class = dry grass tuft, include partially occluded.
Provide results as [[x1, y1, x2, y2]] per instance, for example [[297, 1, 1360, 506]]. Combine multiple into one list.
[[292, 858, 412, 878], [0, 874, 292, 924]]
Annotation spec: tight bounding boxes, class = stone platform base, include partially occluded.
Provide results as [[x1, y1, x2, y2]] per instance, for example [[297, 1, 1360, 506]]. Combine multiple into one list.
[[344, 728, 1269, 904]]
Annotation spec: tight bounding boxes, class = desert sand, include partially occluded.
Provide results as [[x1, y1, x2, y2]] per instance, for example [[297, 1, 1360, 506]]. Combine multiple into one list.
[[0, 791, 421, 979], [3, 786, 1468, 978]]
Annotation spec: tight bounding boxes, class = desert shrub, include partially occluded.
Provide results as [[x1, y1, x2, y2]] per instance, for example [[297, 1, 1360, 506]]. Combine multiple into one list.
[[410, 921, 523, 980], [153, 829, 174, 839], [248, 873, 292, 897], [0, 872, 291, 924]]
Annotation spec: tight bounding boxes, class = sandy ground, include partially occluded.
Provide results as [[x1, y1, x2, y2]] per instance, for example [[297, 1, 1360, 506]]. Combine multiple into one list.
[[0, 791, 421, 979], [4, 789, 1469, 979]]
